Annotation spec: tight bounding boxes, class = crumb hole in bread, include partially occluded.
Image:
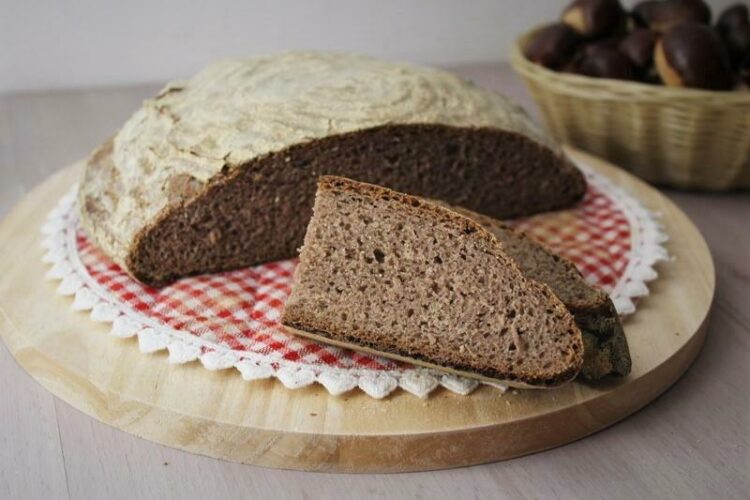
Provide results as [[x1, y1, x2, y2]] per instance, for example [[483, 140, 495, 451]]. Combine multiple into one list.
[[373, 249, 385, 263]]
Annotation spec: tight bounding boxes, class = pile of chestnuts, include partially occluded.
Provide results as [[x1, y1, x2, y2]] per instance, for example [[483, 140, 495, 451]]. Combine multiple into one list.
[[524, 0, 750, 91]]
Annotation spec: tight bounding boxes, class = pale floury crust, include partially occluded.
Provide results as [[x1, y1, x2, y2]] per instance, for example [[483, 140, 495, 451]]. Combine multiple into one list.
[[78, 52, 562, 271]]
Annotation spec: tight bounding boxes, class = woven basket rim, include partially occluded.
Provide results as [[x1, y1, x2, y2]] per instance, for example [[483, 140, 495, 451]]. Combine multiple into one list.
[[511, 25, 750, 104]]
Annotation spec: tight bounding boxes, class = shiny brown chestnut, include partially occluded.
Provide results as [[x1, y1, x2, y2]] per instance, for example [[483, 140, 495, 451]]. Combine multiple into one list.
[[675, 0, 712, 23], [725, 24, 750, 67], [562, 0, 625, 38], [655, 22, 734, 90], [715, 4, 749, 36], [619, 29, 657, 70], [739, 57, 750, 87], [631, 1, 659, 28], [582, 37, 623, 56], [577, 47, 636, 80], [642, 66, 662, 85], [524, 23, 580, 69], [563, 37, 623, 74], [632, 0, 711, 33]]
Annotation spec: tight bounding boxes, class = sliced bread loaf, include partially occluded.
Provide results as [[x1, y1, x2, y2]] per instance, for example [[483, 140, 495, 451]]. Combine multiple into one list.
[[281, 176, 584, 387], [79, 52, 586, 286], [448, 207, 632, 379]]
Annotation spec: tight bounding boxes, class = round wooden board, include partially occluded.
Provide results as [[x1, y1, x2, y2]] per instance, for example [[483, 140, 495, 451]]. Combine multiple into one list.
[[0, 148, 714, 473]]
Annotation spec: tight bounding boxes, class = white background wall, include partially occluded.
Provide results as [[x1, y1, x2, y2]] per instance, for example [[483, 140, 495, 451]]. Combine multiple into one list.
[[0, 0, 738, 93]]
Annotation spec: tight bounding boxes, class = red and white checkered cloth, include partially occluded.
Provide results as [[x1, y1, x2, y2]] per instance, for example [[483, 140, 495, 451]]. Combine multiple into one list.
[[74, 176, 631, 373]]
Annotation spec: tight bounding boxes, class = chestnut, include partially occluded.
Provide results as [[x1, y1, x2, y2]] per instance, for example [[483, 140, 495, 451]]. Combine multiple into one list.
[[631, 1, 660, 28], [739, 57, 750, 87], [619, 29, 657, 70], [715, 4, 749, 36], [563, 38, 622, 74], [577, 47, 636, 80], [632, 0, 711, 33], [725, 24, 750, 67], [675, 0, 712, 23], [582, 37, 622, 56], [524, 23, 580, 69], [642, 66, 662, 85], [561, 0, 625, 38], [560, 58, 582, 74], [655, 22, 734, 90]]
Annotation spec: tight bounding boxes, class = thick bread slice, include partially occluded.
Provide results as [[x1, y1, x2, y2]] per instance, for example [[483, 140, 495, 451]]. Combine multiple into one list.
[[448, 206, 632, 379], [281, 176, 584, 387], [79, 52, 585, 286]]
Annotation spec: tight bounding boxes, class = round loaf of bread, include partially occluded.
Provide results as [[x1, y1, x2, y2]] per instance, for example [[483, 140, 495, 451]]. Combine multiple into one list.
[[79, 52, 585, 285]]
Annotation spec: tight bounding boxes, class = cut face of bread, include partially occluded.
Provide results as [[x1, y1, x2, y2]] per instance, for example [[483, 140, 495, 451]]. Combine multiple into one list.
[[281, 176, 584, 387], [448, 206, 631, 379], [78, 53, 586, 286]]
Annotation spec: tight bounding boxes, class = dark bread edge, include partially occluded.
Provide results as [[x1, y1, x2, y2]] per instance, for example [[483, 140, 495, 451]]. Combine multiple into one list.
[[571, 300, 632, 379]]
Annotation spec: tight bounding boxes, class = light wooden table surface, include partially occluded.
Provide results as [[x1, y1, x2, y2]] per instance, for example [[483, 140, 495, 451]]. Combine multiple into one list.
[[1, 64, 748, 500]]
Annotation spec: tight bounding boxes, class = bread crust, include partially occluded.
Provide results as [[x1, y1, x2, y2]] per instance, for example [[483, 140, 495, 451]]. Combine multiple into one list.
[[78, 53, 585, 286]]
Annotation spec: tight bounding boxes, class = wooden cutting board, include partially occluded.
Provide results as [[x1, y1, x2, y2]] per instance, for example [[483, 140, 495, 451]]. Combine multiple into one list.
[[0, 148, 714, 473]]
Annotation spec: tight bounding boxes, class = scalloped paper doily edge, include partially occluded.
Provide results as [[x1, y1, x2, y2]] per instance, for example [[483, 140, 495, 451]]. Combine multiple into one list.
[[584, 165, 670, 315], [40, 165, 668, 399]]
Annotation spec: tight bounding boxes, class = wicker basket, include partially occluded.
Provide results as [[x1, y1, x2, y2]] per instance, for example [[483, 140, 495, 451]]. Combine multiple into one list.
[[511, 28, 750, 191]]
